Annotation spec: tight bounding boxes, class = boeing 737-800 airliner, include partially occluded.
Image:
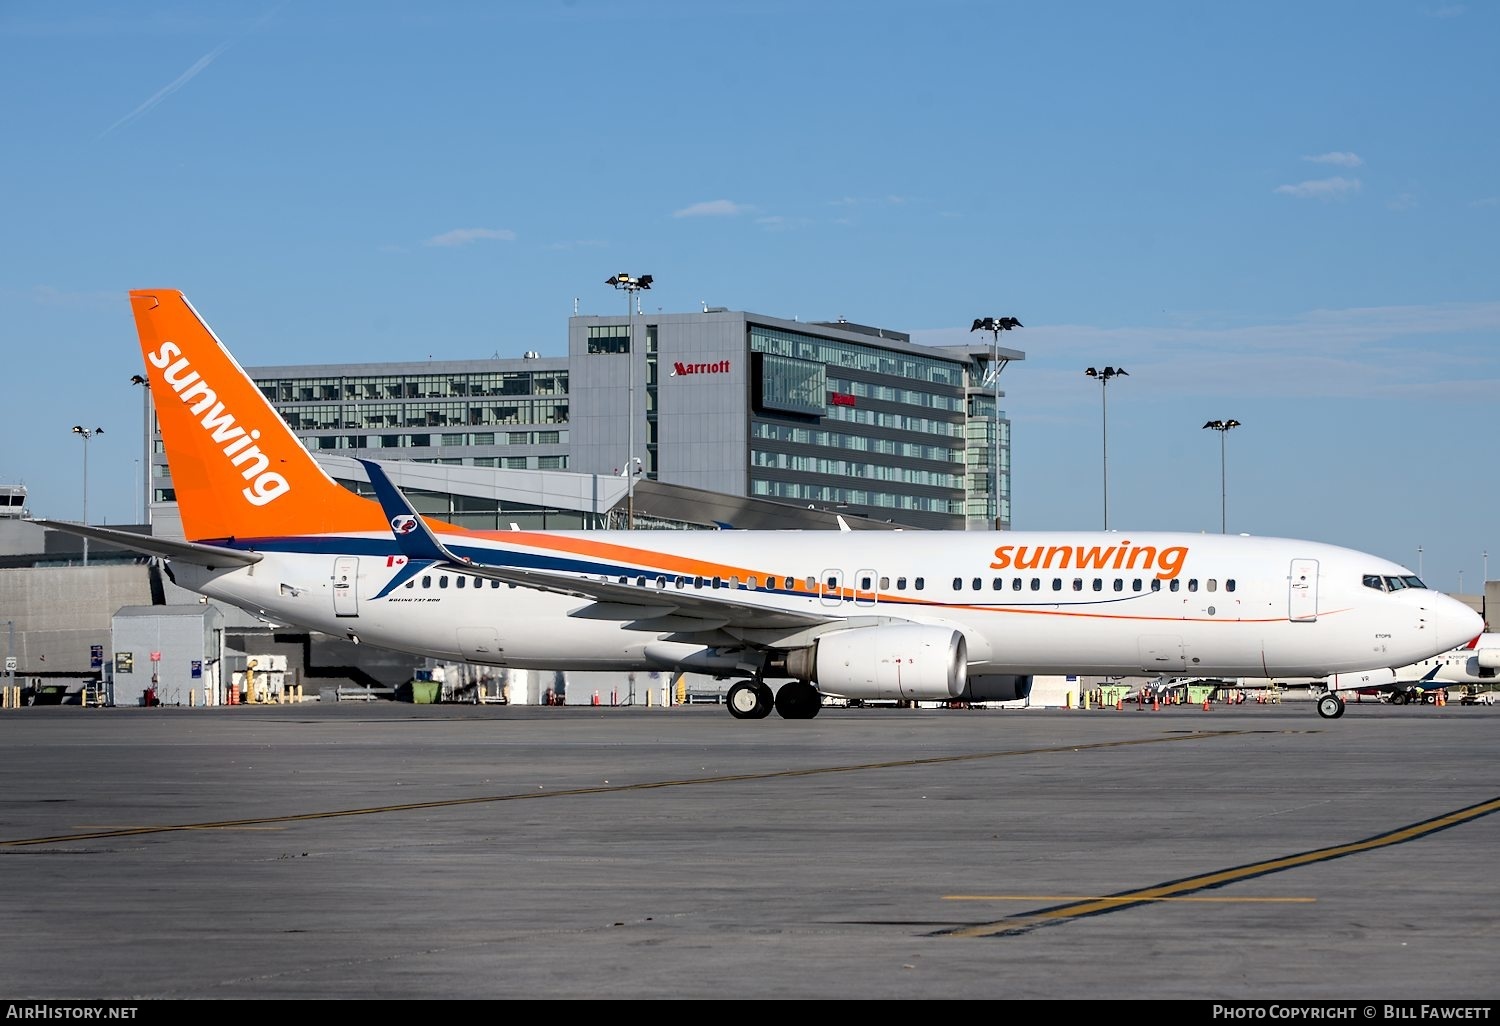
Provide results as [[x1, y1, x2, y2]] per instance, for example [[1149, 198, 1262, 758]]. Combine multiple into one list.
[[36, 290, 1484, 721]]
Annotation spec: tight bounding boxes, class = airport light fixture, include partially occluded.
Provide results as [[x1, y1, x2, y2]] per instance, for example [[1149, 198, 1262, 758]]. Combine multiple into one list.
[[130, 374, 151, 523], [970, 316, 1022, 530], [71, 425, 103, 566], [606, 273, 653, 530], [1202, 418, 1241, 534], [1084, 366, 1128, 530]]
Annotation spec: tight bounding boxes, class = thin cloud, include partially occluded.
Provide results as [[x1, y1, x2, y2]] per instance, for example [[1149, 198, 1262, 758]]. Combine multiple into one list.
[[1274, 176, 1362, 200], [98, 42, 230, 140], [672, 199, 750, 218], [1304, 151, 1363, 167], [422, 228, 517, 247]]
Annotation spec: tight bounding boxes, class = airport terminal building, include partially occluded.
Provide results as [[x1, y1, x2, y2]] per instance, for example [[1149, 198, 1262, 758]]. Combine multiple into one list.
[[146, 307, 1025, 537]]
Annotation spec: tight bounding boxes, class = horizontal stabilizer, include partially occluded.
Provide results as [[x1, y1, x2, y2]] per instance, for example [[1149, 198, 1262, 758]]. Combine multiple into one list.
[[31, 520, 262, 568]]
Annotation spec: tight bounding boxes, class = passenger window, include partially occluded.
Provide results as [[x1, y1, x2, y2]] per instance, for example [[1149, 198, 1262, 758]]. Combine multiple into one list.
[[972, 577, 982, 591], [1030, 578, 1040, 591], [730, 576, 741, 589], [749, 576, 760, 590], [896, 577, 907, 589], [1113, 579, 1123, 592], [1169, 579, 1180, 592], [915, 577, 925, 591], [785, 577, 796, 590], [422, 576, 432, 588], [404, 580, 415, 589], [1207, 579, 1217, 592], [439, 576, 449, 589], [953, 577, 963, 591], [713, 576, 723, 589], [1012, 578, 1022, 591], [1052, 578, 1063, 591], [1150, 579, 1162, 592], [993, 577, 1003, 590], [456, 576, 466, 588], [657, 576, 667, 589], [880, 576, 890, 589], [1226, 579, 1236, 592], [1131, 579, 1142, 592], [1188, 579, 1198, 592], [1073, 578, 1083, 591], [1093, 579, 1103, 592], [860, 576, 872, 590], [491, 579, 500, 588]]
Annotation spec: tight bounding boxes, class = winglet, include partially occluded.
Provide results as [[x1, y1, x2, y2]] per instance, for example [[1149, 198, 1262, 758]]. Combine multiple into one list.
[[358, 458, 468, 565]]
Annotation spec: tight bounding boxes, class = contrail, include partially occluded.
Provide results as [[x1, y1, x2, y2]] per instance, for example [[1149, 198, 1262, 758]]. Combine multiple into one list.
[[98, 41, 231, 140]]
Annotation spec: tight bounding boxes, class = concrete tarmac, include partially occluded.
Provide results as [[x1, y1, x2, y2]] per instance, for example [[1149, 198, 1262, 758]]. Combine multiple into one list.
[[2, 700, 1498, 1002]]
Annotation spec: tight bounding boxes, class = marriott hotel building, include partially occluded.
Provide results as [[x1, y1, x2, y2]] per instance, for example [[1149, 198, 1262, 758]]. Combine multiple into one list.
[[148, 308, 1025, 539]]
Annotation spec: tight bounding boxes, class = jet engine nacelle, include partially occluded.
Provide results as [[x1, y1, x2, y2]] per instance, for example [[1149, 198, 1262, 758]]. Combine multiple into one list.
[[1475, 647, 1500, 672], [787, 624, 967, 701], [961, 673, 1035, 703]]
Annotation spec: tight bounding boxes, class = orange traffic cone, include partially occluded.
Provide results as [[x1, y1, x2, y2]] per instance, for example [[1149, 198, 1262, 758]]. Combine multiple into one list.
[[1202, 697, 1211, 711]]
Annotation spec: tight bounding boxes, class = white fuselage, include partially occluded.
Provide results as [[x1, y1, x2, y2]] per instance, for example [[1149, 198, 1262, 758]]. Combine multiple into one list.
[[167, 529, 1482, 681]]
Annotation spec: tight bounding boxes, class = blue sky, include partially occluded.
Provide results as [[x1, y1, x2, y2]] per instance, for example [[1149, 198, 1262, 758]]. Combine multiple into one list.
[[3, 1, 1496, 598]]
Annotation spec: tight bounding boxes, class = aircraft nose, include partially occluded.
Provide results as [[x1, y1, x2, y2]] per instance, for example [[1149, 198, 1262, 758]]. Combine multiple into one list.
[[1429, 594, 1485, 651]]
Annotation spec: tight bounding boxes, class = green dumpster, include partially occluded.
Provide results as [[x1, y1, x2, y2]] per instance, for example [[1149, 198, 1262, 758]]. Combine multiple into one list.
[[411, 680, 440, 704]]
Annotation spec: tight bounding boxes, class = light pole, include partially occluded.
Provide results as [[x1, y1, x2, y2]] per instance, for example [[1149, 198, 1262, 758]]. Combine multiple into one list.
[[1084, 367, 1127, 530], [605, 273, 652, 530], [130, 374, 151, 523], [1418, 545, 1423, 579], [1202, 419, 1241, 533], [71, 425, 103, 566], [970, 316, 1022, 530]]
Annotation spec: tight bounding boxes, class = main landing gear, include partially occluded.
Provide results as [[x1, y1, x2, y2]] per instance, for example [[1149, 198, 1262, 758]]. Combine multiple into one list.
[[1316, 692, 1346, 720], [726, 679, 823, 720]]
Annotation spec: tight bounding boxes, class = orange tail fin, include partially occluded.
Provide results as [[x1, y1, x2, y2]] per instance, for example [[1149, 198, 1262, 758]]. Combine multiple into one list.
[[131, 289, 386, 542]]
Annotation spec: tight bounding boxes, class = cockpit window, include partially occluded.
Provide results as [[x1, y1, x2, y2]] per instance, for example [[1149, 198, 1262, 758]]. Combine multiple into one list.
[[1400, 575, 1426, 589], [1363, 574, 1384, 591], [1385, 576, 1408, 591]]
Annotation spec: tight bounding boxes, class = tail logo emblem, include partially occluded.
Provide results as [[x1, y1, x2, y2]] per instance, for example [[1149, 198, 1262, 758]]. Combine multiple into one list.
[[392, 515, 419, 535]]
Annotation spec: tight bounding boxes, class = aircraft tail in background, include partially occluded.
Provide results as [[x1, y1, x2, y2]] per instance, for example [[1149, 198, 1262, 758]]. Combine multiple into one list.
[[129, 289, 388, 543]]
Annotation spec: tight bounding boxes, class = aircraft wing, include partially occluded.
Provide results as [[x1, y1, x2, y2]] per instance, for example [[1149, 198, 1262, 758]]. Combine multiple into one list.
[[358, 458, 834, 631], [452, 560, 835, 630], [31, 520, 262, 568]]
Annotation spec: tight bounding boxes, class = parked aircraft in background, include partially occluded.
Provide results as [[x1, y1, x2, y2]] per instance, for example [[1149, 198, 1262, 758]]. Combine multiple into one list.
[[1230, 632, 1498, 705], [34, 289, 1484, 721]]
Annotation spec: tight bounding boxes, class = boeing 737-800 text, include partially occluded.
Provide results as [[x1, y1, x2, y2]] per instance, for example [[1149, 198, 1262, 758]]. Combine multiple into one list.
[[36, 290, 1484, 721]]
